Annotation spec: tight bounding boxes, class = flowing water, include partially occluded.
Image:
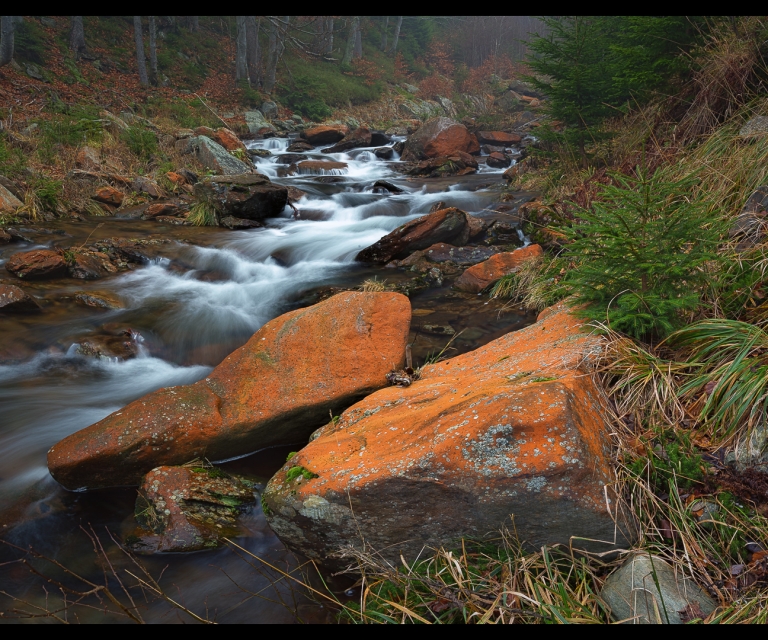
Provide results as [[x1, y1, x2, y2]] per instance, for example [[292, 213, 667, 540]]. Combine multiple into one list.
[[0, 135, 534, 622]]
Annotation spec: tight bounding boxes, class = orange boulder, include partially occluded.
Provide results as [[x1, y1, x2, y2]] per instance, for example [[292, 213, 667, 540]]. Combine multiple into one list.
[[477, 131, 522, 146], [263, 303, 628, 567], [401, 117, 480, 161], [213, 127, 247, 154], [47, 292, 412, 490], [6, 249, 68, 280], [454, 244, 543, 292], [93, 186, 124, 207], [300, 125, 350, 146]]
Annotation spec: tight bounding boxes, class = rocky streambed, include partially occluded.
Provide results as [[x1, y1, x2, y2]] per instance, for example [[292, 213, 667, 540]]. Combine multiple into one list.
[[0, 120, 626, 623]]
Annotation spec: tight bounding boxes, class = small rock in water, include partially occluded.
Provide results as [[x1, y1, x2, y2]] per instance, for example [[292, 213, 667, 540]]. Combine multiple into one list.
[[74, 291, 124, 310], [0, 284, 41, 313], [422, 323, 455, 335], [128, 465, 256, 553]]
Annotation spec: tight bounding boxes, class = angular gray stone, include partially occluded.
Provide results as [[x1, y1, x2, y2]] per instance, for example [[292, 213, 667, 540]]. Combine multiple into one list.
[[182, 136, 251, 176], [260, 101, 278, 118], [601, 554, 716, 624], [244, 110, 275, 134], [740, 116, 768, 138]]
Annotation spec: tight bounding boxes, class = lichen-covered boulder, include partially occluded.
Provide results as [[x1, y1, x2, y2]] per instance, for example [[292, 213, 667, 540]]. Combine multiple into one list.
[[401, 117, 480, 161], [48, 292, 412, 490], [263, 304, 629, 568], [454, 245, 543, 292], [6, 249, 68, 280]]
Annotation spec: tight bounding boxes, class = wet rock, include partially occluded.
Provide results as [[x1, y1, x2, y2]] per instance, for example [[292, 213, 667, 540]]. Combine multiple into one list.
[[75, 146, 101, 170], [370, 131, 391, 146], [219, 216, 263, 230], [454, 245, 543, 293], [47, 291, 412, 490], [401, 117, 480, 162], [300, 125, 349, 146], [130, 465, 255, 553], [4, 228, 33, 243], [263, 303, 629, 567], [422, 323, 455, 335], [600, 554, 716, 624], [144, 202, 181, 219], [372, 180, 403, 194], [477, 131, 522, 146], [295, 160, 348, 175], [68, 250, 119, 280], [154, 216, 188, 225], [0, 229, 11, 243], [194, 173, 288, 221], [286, 140, 314, 153], [484, 219, 524, 246], [0, 284, 41, 313], [0, 175, 23, 201], [246, 148, 271, 158], [213, 127, 247, 154], [93, 238, 171, 265], [374, 147, 394, 160], [93, 186, 124, 207], [487, 152, 510, 168], [322, 127, 373, 154], [275, 153, 308, 165], [74, 291, 124, 310], [356, 208, 484, 264], [181, 136, 251, 176], [71, 326, 141, 360], [405, 152, 478, 178], [6, 249, 68, 280], [403, 243, 499, 267], [0, 184, 23, 213], [131, 177, 163, 199]]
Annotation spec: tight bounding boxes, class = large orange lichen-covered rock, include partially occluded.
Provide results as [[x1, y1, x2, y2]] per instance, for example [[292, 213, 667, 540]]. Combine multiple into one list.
[[47, 292, 412, 490], [6, 249, 68, 280], [213, 127, 247, 154], [401, 117, 480, 161], [263, 303, 628, 567], [300, 125, 349, 146], [454, 244, 543, 292]]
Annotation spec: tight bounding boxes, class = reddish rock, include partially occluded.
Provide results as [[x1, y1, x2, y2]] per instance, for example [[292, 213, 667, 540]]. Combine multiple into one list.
[[194, 174, 288, 220], [263, 303, 628, 567], [93, 186, 124, 207], [6, 249, 68, 280], [287, 140, 314, 153], [154, 216, 188, 225], [165, 171, 186, 185], [213, 127, 247, 154], [477, 131, 522, 146], [0, 229, 11, 243], [323, 127, 373, 153], [144, 202, 180, 218], [454, 244, 543, 292], [68, 250, 118, 280], [401, 117, 480, 162], [75, 146, 101, 170], [357, 208, 482, 264], [0, 184, 22, 213], [130, 466, 255, 553], [295, 160, 348, 174], [300, 125, 349, 145], [47, 292, 412, 490], [74, 291, 124, 310], [0, 284, 41, 313], [131, 177, 163, 199]]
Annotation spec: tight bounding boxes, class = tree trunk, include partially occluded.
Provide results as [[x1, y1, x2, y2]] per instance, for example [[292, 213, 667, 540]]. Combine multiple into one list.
[[353, 17, 362, 59], [133, 16, 149, 87], [0, 16, 16, 67], [190, 16, 199, 32], [265, 17, 278, 93], [381, 16, 388, 52], [70, 16, 86, 60], [390, 16, 403, 54], [148, 16, 158, 85], [342, 17, 357, 65], [324, 17, 334, 55], [246, 16, 261, 86], [235, 16, 248, 82]]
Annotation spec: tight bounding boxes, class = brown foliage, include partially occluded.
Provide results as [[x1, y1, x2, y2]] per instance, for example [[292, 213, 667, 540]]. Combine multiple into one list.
[[417, 75, 454, 100]]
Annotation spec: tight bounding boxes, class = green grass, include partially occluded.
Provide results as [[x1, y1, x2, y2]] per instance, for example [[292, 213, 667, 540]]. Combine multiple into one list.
[[187, 201, 218, 227], [121, 126, 158, 160]]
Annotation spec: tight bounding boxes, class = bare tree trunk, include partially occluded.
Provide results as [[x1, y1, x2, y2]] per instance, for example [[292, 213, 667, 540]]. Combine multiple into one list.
[[353, 17, 362, 59], [0, 16, 16, 67], [342, 17, 357, 65], [235, 16, 248, 82], [390, 16, 403, 54], [324, 17, 334, 55], [148, 16, 158, 85], [190, 16, 199, 32], [381, 16, 388, 52], [246, 16, 261, 86], [265, 17, 278, 93], [133, 16, 149, 87], [70, 16, 86, 60]]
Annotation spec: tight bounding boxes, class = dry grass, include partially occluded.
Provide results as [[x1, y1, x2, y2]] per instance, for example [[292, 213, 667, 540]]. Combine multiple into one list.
[[360, 277, 388, 292]]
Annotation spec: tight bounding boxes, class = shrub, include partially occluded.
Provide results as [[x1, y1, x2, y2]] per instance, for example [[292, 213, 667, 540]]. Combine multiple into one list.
[[562, 164, 726, 340], [121, 127, 158, 160]]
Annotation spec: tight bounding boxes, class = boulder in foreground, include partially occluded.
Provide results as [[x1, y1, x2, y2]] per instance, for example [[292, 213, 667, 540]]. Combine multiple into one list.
[[401, 117, 480, 161], [48, 292, 412, 490], [263, 304, 630, 568]]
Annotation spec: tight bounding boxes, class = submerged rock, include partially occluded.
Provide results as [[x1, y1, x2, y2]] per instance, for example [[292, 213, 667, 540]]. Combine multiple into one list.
[[129, 465, 256, 553], [74, 291, 124, 310], [356, 207, 485, 264], [47, 291, 412, 490], [0, 284, 41, 313], [263, 304, 630, 568]]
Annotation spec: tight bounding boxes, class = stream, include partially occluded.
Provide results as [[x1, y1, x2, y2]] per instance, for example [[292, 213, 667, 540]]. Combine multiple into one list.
[[0, 134, 536, 622]]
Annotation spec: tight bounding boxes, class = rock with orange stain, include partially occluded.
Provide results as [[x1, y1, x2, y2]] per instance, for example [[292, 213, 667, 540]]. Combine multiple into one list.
[[213, 127, 247, 154], [454, 244, 543, 293], [263, 303, 630, 567], [47, 292, 412, 490], [401, 117, 480, 161]]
